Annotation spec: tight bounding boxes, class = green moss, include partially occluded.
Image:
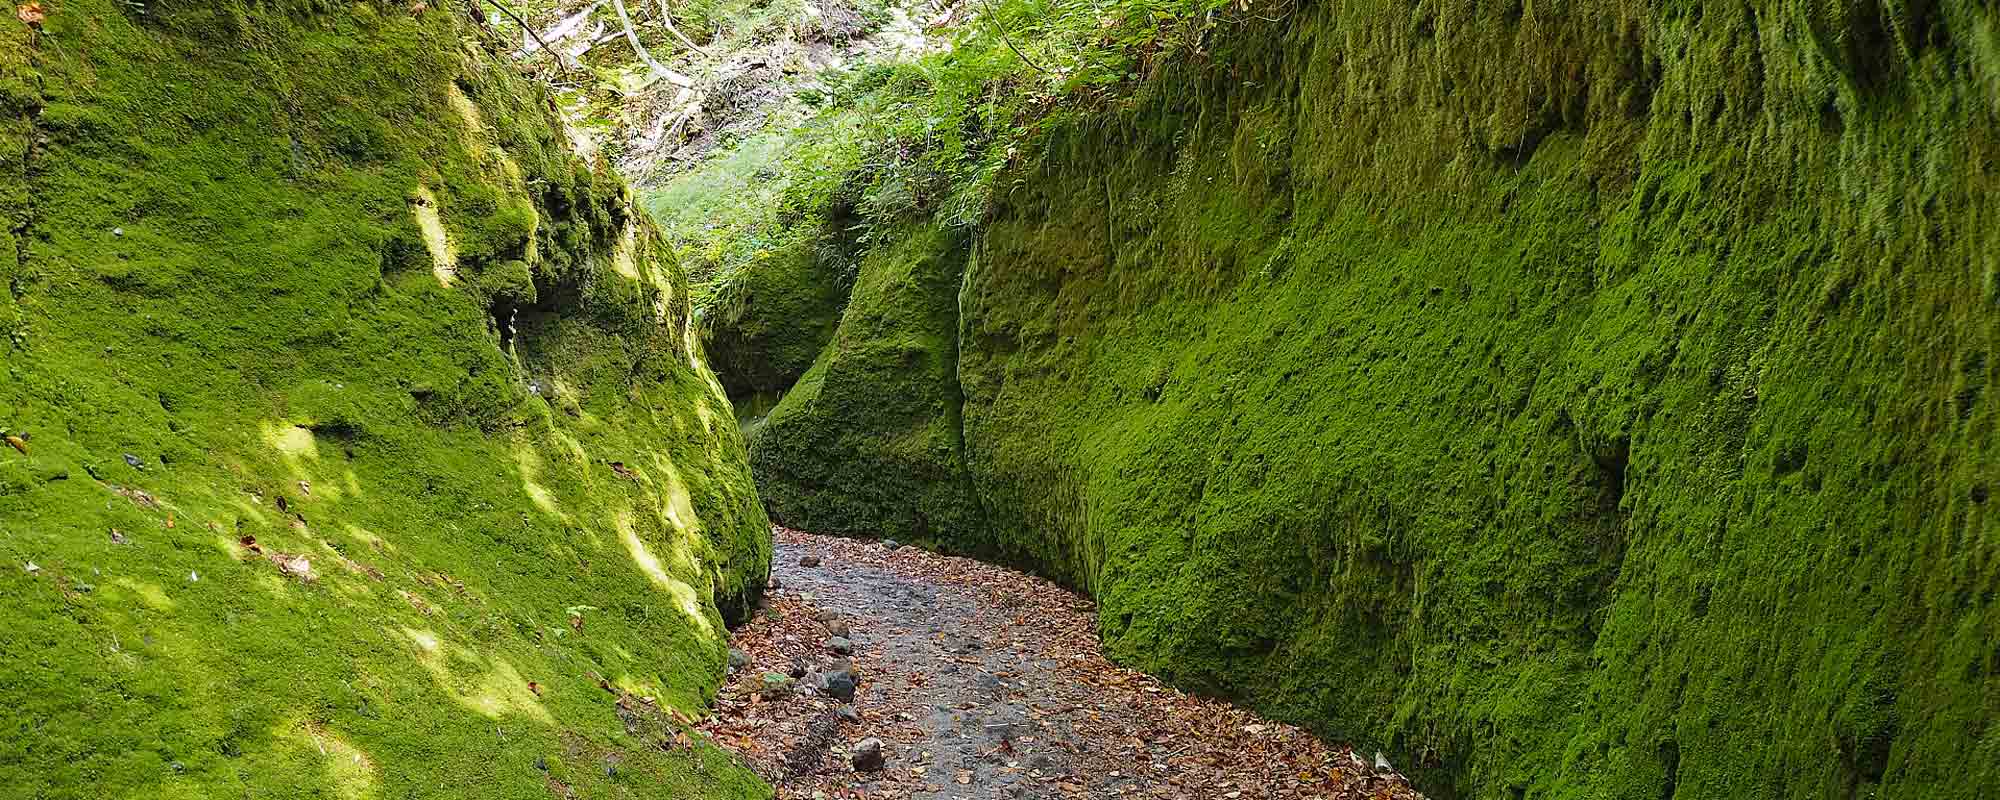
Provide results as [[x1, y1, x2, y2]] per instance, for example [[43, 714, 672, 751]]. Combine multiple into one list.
[[700, 235, 853, 400], [747, 222, 982, 546], [642, 117, 869, 401], [711, 0, 2000, 797], [956, 4, 2000, 796], [0, 2, 768, 798]]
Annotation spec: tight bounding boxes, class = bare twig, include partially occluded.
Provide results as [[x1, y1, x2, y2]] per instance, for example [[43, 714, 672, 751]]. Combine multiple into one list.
[[613, 0, 669, 75], [614, 0, 697, 87], [485, 0, 584, 75], [654, 0, 713, 57]]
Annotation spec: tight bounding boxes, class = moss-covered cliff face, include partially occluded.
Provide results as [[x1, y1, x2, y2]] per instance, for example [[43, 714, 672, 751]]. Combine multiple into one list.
[[701, 234, 852, 408], [0, 2, 769, 798], [748, 222, 983, 545], [728, 0, 2000, 797]]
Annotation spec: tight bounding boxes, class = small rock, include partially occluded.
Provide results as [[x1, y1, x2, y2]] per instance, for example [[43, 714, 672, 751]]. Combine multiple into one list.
[[123, 453, 145, 470], [823, 668, 857, 702], [986, 720, 1030, 741], [799, 555, 821, 568], [112, 227, 124, 237], [825, 619, 851, 637], [836, 704, 860, 722], [727, 648, 750, 669], [534, 756, 548, 772], [788, 659, 809, 679], [760, 672, 792, 691], [851, 737, 885, 772], [1374, 751, 1393, 771], [881, 539, 900, 550], [23, 561, 38, 574], [813, 610, 839, 622], [828, 636, 854, 655]]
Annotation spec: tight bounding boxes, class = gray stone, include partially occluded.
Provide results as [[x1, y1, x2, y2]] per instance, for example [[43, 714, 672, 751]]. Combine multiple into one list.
[[828, 636, 854, 655], [850, 737, 885, 772], [727, 648, 750, 669], [823, 668, 857, 702], [799, 554, 821, 568], [881, 539, 901, 550]]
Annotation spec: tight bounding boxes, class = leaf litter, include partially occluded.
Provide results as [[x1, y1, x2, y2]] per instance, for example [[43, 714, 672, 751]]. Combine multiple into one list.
[[698, 526, 1425, 799]]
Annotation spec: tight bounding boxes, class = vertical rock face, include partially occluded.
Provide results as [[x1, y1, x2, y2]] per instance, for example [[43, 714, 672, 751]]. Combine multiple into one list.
[[0, 2, 768, 798], [736, 2, 2000, 798], [747, 222, 984, 548]]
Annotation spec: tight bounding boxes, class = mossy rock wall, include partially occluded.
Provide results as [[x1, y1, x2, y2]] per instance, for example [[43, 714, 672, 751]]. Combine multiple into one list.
[[701, 235, 851, 406], [959, 3, 2000, 797], [748, 222, 983, 546], [0, 2, 769, 798], [739, 1, 2000, 797]]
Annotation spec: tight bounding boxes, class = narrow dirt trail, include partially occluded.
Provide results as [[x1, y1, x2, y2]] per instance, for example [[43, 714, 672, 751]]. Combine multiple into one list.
[[699, 528, 1424, 799]]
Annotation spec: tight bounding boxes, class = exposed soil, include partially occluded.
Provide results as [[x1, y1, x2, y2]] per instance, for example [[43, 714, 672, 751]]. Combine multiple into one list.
[[699, 527, 1425, 799]]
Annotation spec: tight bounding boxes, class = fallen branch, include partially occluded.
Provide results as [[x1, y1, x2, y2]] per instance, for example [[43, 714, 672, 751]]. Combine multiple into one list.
[[614, 0, 696, 87], [485, 0, 585, 75], [654, 0, 712, 57]]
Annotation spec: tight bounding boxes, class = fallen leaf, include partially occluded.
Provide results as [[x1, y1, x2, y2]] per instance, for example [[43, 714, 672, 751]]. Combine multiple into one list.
[[16, 2, 43, 27]]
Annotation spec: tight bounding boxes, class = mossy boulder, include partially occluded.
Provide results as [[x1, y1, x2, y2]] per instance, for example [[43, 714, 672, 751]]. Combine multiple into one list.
[[0, 3, 768, 798], [701, 234, 852, 406], [748, 222, 982, 547]]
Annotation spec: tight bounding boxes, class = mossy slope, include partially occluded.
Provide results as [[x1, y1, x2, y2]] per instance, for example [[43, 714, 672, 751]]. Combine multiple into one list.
[[0, 2, 769, 798], [729, 0, 2000, 797]]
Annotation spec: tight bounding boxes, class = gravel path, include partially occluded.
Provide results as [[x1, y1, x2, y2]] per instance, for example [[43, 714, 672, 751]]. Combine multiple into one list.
[[698, 528, 1424, 800]]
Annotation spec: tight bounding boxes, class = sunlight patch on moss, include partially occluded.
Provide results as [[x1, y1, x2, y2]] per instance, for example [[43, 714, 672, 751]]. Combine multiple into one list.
[[445, 83, 486, 152], [616, 510, 714, 636], [262, 423, 319, 459], [512, 439, 569, 521], [612, 222, 643, 280], [112, 579, 175, 612], [287, 721, 378, 800], [400, 628, 553, 723], [410, 186, 457, 286]]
